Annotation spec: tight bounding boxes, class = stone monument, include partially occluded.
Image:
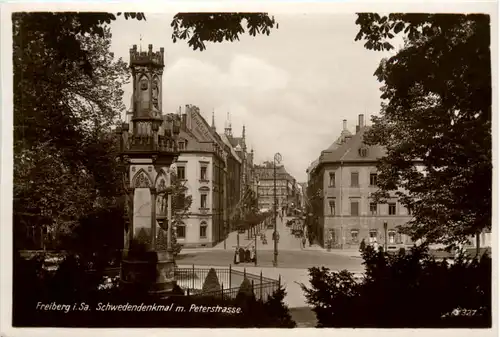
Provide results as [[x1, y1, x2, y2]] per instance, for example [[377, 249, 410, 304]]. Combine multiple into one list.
[[115, 44, 181, 296]]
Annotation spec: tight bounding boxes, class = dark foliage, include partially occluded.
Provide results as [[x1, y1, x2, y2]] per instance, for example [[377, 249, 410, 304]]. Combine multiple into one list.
[[236, 277, 256, 304], [301, 245, 491, 328], [261, 286, 296, 328], [171, 13, 277, 51], [202, 268, 222, 293], [354, 13, 491, 245], [13, 254, 296, 328]]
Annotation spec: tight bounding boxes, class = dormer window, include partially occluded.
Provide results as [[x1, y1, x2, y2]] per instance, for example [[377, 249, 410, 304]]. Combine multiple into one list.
[[358, 147, 368, 157], [178, 141, 185, 150]]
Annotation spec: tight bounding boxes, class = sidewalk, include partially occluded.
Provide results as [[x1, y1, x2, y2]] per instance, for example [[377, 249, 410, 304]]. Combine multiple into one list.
[[303, 244, 362, 258]]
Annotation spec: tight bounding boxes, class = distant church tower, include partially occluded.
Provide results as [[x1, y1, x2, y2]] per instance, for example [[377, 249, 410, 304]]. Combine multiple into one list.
[[211, 109, 216, 132]]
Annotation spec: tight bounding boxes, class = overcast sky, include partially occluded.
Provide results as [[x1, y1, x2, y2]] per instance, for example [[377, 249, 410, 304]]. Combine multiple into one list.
[[109, 13, 396, 182]]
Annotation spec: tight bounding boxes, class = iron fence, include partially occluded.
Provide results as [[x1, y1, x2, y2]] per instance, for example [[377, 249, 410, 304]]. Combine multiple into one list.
[[174, 266, 233, 291], [174, 265, 281, 302], [190, 280, 280, 302]]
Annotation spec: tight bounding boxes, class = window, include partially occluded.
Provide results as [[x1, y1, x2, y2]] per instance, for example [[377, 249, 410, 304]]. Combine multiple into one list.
[[370, 173, 378, 186], [388, 230, 396, 244], [351, 172, 359, 187], [388, 203, 396, 215], [359, 148, 368, 157], [328, 199, 336, 215], [200, 222, 207, 238], [369, 229, 378, 243], [351, 229, 359, 243], [201, 194, 207, 208], [350, 201, 359, 216], [329, 172, 335, 187], [369, 202, 377, 215], [177, 224, 186, 238], [200, 166, 208, 180], [177, 166, 186, 180], [178, 141, 185, 150]]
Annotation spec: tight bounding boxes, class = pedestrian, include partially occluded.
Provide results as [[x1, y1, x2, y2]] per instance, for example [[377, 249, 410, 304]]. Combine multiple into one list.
[[302, 236, 306, 249], [251, 246, 256, 263], [245, 248, 251, 263], [234, 247, 240, 265], [239, 247, 245, 262], [359, 238, 366, 252]]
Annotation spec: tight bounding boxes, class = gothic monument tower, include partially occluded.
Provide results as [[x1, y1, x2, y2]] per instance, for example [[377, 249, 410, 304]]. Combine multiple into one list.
[[116, 44, 181, 295]]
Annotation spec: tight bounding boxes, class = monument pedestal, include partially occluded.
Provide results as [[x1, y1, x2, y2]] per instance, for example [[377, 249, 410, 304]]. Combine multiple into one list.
[[120, 250, 176, 296]]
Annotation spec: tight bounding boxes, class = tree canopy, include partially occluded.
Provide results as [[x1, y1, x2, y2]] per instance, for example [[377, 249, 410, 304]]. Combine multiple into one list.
[[13, 13, 130, 248], [171, 13, 277, 51], [355, 14, 491, 245]]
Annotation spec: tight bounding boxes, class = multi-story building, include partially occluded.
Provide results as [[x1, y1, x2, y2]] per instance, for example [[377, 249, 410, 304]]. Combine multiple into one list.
[[219, 116, 255, 228], [165, 104, 229, 248], [307, 114, 414, 249], [219, 125, 242, 232], [254, 163, 296, 213]]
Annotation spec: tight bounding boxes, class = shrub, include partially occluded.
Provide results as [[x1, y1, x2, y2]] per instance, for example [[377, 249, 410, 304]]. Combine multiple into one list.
[[236, 277, 256, 304], [262, 286, 296, 328], [201, 268, 221, 294], [301, 245, 491, 328]]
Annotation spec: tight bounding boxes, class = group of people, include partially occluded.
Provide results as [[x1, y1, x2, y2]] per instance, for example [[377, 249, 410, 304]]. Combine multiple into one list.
[[233, 246, 256, 265], [260, 232, 268, 245]]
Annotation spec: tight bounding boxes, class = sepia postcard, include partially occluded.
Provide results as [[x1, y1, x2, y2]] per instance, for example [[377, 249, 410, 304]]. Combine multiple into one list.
[[1, 1, 497, 337]]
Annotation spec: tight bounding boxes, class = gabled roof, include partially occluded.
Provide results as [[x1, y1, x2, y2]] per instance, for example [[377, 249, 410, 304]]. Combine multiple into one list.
[[219, 132, 242, 164], [255, 165, 295, 181], [307, 158, 320, 173], [319, 126, 386, 164]]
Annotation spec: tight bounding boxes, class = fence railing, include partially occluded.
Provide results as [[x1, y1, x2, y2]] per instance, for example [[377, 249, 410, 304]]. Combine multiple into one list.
[[190, 280, 279, 302], [174, 265, 281, 302]]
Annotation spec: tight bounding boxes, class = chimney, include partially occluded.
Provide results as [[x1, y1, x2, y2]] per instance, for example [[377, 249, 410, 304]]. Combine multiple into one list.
[[184, 104, 191, 130], [343, 119, 347, 131]]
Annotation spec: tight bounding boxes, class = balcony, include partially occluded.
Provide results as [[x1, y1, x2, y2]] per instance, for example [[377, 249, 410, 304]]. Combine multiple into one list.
[[122, 134, 177, 153]]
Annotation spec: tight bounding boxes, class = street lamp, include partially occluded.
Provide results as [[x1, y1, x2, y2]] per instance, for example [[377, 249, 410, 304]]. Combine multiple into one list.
[[273, 152, 282, 267]]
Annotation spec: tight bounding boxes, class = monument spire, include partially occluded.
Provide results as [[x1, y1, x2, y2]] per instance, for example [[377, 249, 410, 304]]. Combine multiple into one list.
[[224, 111, 232, 137]]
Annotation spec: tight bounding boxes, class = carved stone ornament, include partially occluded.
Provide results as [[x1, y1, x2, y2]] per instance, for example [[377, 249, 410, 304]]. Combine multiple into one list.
[[140, 78, 149, 90], [152, 79, 160, 109], [157, 178, 167, 192], [134, 171, 151, 188]]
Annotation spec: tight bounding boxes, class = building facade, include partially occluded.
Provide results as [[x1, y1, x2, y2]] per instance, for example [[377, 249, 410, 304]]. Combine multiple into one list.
[[164, 105, 229, 248], [254, 163, 296, 214], [219, 125, 242, 232], [219, 117, 255, 228], [307, 114, 414, 249]]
